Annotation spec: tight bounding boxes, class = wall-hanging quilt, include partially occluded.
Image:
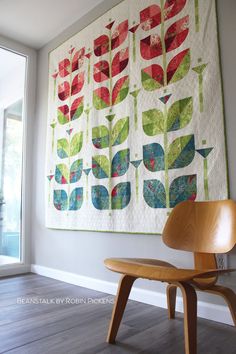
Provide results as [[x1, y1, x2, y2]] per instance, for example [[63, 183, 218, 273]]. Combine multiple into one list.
[[46, 0, 228, 234]]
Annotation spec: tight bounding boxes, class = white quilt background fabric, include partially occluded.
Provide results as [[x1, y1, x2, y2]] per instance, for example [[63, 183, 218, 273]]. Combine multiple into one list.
[[46, 0, 228, 234]]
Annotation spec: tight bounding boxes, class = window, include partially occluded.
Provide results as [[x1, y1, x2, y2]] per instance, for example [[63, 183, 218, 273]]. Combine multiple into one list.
[[0, 48, 26, 266]]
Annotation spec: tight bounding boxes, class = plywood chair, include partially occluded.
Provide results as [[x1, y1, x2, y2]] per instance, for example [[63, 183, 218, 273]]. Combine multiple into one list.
[[104, 200, 236, 354]]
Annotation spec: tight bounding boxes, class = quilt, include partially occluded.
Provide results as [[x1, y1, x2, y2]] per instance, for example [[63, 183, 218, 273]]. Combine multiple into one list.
[[46, 0, 228, 233]]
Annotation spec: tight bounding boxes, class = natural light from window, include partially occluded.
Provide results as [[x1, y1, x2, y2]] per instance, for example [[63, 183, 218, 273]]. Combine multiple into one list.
[[0, 47, 26, 266]]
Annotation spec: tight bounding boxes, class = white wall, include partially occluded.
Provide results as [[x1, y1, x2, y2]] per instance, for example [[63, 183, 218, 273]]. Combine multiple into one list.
[[217, 0, 236, 268], [31, 0, 236, 305]]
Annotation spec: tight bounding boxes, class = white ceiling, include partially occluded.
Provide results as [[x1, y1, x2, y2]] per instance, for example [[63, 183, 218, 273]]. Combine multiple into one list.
[[0, 0, 103, 49]]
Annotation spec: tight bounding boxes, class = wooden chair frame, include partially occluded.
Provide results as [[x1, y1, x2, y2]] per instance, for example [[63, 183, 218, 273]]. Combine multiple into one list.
[[104, 200, 236, 354]]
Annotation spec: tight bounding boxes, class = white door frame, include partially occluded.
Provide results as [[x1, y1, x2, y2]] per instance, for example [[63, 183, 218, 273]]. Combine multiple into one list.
[[0, 35, 37, 277]]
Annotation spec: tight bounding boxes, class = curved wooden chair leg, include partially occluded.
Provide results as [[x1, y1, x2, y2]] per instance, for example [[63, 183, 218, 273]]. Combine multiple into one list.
[[204, 284, 236, 326], [167, 284, 177, 319], [107, 274, 136, 344], [178, 282, 197, 354]]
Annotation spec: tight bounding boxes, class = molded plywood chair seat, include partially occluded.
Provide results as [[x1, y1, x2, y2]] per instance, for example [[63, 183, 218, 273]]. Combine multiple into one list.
[[104, 200, 236, 354]]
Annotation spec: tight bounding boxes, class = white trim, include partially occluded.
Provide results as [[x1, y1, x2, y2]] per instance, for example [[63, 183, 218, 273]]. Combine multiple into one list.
[[0, 255, 19, 265], [31, 264, 234, 326], [0, 35, 37, 272]]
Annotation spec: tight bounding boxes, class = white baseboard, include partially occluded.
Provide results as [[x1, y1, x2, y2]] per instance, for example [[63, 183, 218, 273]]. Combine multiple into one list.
[[31, 264, 234, 326]]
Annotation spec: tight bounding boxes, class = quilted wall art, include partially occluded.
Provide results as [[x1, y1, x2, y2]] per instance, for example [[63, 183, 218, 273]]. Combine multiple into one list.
[[46, 0, 228, 234]]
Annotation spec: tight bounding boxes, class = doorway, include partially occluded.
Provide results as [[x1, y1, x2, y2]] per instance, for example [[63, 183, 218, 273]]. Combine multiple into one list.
[[0, 48, 26, 266]]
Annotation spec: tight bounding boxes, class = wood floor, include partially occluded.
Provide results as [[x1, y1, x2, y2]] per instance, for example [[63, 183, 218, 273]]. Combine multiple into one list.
[[0, 274, 235, 354]]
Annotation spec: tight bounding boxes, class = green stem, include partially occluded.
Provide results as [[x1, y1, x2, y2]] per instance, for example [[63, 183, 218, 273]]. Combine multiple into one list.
[[108, 120, 112, 210], [67, 52, 73, 209], [53, 79, 56, 100], [86, 112, 89, 144], [133, 32, 136, 63], [204, 158, 209, 200], [135, 168, 139, 201], [194, 0, 200, 33], [134, 96, 138, 130], [109, 30, 113, 106], [160, 0, 167, 87], [164, 105, 170, 208], [87, 57, 91, 85], [199, 73, 203, 112], [68, 134, 71, 206]]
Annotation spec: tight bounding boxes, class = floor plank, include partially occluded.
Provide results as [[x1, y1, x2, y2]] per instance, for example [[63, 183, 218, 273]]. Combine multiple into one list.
[[0, 274, 235, 354]]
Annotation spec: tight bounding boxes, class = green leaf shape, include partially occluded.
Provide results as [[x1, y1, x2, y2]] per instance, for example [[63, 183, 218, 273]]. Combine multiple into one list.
[[69, 187, 83, 210], [168, 49, 190, 84], [143, 180, 166, 209], [142, 109, 164, 136], [92, 155, 110, 179], [57, 138, 69, 159], [92, 125, 109, 149], [141, 64, 164, 91], [92, 185, 109, 210], [71, 104, 84, 120], [141, 70, 162, 91], [70, 97, 84, 121], [55, 164, 69, 184], [167, 97, 193, 132], [70, 159, 83, 183], [70, 132, 83, 157], [93, 87, 110, 110], [169, 175, 197, 208], [112, 117, 129, 146], [111, 149, 130, 177], [93, 93, 108, 110], [143, 143, 165, 172], [112, 76, 129, 106], [53, 190, 68, 210], [112, 182, 131, 210], [167, 135, 195, 169], [57, 108, 69, 125]]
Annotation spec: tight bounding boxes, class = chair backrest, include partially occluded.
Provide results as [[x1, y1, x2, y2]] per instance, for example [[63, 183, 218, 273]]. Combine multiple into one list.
[[162, 200, 236, 254]]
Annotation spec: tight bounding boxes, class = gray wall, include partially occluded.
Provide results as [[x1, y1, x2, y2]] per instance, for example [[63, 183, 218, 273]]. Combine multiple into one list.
[[31, 0, 236, 300]]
